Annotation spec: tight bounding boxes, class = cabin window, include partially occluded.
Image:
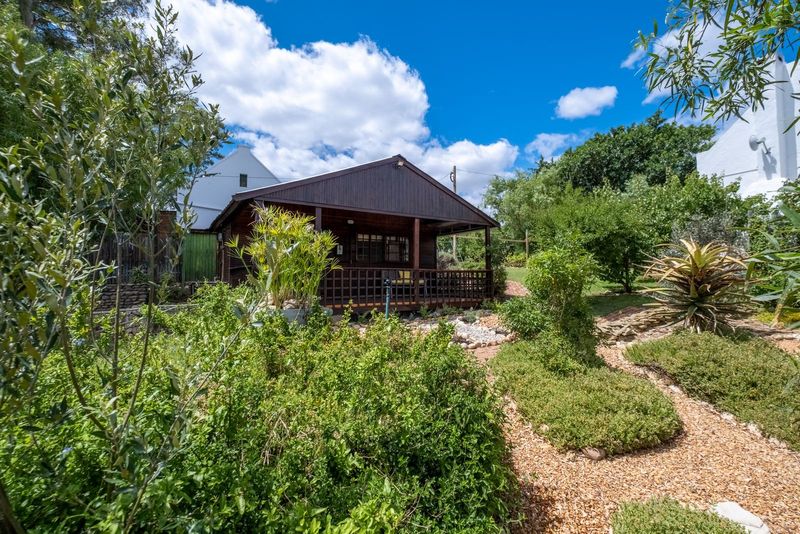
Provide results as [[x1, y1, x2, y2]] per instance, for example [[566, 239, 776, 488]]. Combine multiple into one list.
[[239, 173, 248, 187], [385, 236, 409, 263], [356, 234, 409, 263]]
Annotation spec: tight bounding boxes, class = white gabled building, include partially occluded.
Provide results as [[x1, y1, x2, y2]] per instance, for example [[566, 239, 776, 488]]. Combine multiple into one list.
[[696, 54, 799, 198], [179, 146, 280, 229]]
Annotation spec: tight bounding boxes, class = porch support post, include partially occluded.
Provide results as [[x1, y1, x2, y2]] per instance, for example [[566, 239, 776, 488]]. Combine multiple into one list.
[[413, 218, 420, 269], [484, 227, 493, 298], [413, 218, 420, 305], [314, 206, 322, 232]]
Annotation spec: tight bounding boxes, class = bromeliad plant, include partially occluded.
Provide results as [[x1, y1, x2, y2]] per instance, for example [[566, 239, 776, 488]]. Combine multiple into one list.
[[644, 239, 750, 333], [228, 205, 339, 309]]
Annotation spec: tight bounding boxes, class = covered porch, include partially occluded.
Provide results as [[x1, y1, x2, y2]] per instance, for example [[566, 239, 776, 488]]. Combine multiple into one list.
[[210, 155, 499, 312], [313, 205, 493, 311]]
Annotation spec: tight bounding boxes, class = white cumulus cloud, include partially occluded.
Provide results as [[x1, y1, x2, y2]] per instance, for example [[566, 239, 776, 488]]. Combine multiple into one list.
[[524, 133, 583, 161], [162, 0, 518, 201], [620, 47, 646, 69], [555, 86, 618, 119]]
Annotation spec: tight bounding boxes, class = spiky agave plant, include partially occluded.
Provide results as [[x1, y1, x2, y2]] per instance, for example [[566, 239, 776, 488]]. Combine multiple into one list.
[[644, 239, 750, 333]]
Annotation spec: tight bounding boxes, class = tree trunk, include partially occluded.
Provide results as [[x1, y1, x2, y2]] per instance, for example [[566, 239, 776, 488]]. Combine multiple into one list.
[[0, 480, 25, 534], [18, 0, 33, 29]]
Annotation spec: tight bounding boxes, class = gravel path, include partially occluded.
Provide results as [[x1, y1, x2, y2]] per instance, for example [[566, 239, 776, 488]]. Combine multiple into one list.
[[474, 335, 800, 533]]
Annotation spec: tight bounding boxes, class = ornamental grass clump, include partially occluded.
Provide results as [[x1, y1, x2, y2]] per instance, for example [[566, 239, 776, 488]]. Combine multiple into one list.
[[643, 239, 749, 333]]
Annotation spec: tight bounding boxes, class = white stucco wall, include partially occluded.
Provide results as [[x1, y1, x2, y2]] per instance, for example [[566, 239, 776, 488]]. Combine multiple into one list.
[[178, 146, 279, 229], [696, 55, 799, 198]]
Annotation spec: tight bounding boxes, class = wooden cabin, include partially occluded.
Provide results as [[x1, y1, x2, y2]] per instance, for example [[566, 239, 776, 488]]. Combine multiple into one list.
[[210, 155, 499, 311]]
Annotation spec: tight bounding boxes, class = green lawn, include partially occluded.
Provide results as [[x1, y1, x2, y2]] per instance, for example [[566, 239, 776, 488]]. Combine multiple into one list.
[[587, 293, 652, 317], [504, 267, 653, 316], [612, 499, 745, 534], [627, 331, 800, 451], [490, 334, 682, 455], [506, 266, 526, 284]]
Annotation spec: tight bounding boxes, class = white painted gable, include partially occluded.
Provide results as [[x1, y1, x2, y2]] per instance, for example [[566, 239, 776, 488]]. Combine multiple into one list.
[[178, 146, 280, 229], [696, 55, 799, 198]]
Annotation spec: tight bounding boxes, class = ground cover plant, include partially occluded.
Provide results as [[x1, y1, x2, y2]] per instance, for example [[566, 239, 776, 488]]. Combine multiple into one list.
[[612, 498, 745, 534], [491, 333, 682, 455], [496, 247, 681, 455], [2, 284, 516, 531], [626, 332, 800, 450]]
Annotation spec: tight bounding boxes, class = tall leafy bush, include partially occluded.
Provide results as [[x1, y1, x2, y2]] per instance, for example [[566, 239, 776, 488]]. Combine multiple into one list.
[[501, 246, 596, 352]]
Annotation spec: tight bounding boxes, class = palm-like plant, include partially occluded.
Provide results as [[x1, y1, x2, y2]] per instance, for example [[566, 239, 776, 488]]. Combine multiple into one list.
[[643, 239, 749, 333]]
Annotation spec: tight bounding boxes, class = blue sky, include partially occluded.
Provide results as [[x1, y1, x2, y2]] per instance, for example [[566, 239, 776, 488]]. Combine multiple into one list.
[[168, 0, 677, 201], [252, 0, 667, 149]]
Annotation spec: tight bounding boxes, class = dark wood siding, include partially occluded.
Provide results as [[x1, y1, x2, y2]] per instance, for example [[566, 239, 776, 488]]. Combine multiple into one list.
[[258, 162, 487, 225]]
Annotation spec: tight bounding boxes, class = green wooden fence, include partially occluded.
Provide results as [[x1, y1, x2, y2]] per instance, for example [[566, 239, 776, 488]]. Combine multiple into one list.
[[182, 233, 218, 281]]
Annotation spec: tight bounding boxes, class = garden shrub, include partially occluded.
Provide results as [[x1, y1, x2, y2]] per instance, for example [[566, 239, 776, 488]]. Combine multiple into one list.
[[626, 331, 800, 450], [643, 239, 749, 333], [500, 247, 596, 351], [2, 285, 516, 531], [504, 251, 527, 268], [498, 297, 550, 340], [612, 498, 745, 534], [490, 335, 681, 455]]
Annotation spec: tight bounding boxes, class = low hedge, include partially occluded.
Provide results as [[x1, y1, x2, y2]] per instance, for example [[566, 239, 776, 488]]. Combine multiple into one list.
[[626, 331, 800, 450], [612, 498, 745, 534], [490, 332, 681, 455]]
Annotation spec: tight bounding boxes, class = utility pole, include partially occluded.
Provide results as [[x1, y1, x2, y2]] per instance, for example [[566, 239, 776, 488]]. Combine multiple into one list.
[[449, 165, 457, 260]]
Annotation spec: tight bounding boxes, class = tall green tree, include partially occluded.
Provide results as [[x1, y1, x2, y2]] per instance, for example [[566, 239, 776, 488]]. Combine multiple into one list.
[[0, 1, 226, 529], [554, 112, 715, 190]]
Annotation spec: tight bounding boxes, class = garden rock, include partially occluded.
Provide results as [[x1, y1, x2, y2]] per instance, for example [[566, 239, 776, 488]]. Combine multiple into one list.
[[712, 502, 770, 533], [582, 447, 607, 461], [414, 313, 511, 347]]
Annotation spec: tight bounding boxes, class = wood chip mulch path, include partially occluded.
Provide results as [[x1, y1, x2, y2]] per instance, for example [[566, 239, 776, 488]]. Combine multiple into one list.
[[473, 316, 800, 534]]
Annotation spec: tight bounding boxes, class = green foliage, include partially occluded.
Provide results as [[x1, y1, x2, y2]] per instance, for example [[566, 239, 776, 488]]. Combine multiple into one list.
[[525, 247, 594, 314], [504, 252, 527, 268], [639, 0, 800, 124], [229, 205, 338, 309], [0, 0, 227, 527], [490, 333, 682, 455], [441, 230, 509, 297], [483, 113, 714, 210], [498, 297, 550, 339], [748, 183, 800, 326], [2, 285, 516, 531], [500, 247, 597, 355], [644, 239, 750, 333], [557, 112, 715, 190], [627, 331, 800, 450], [612, 498, 745, 534], [487, 167, 760, 292]]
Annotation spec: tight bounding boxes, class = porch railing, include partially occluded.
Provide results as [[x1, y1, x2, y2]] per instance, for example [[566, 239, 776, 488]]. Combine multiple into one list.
[[320, 268, 492, 310]]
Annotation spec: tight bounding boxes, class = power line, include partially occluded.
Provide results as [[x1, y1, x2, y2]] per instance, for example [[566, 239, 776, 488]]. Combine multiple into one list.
[[457, 168, 503, 177]]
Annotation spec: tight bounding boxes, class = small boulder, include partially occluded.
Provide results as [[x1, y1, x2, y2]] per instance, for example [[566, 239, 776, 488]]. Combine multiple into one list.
[[712, 502, 769, 534], [582, 447, 607, 461]]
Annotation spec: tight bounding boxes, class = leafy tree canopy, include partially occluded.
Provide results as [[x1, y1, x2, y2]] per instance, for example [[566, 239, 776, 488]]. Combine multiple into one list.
[[639, 0, 800, 124], [554, 111, 715, 190], [485, 112, 715, 211]]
